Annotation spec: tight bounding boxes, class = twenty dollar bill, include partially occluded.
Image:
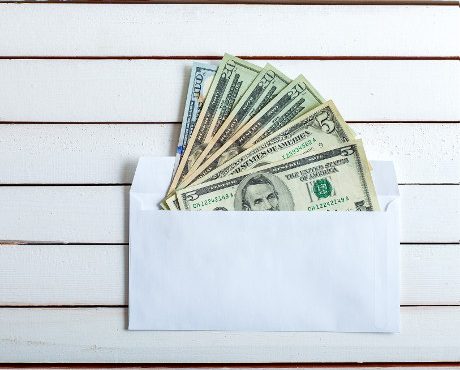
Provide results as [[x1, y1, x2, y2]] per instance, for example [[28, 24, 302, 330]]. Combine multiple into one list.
[[180, 75, 324, 186], [167, 54, 262, 194], [188, 64, 292, 173]]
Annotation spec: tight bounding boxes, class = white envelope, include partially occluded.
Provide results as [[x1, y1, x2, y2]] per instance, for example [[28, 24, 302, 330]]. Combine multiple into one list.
[[129, 157, 400, 332]]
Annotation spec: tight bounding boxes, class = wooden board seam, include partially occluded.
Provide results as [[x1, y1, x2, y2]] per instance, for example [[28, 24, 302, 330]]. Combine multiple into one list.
[[1, 304, 459, 308], [1, 1, 459, 5], [0, 362, 459, 368], [0, 56, 458, 60], [0, 241, 458, 245]]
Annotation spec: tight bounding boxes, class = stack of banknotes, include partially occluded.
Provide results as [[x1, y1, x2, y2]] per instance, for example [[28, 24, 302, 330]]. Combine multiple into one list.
[[161, 54, 379, 211]]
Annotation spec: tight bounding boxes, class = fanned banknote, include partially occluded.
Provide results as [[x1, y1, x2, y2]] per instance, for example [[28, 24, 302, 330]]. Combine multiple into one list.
[[172, 62, 217, 177], [191, 100, 356, 186], [166, 54, 262, 194], [176, 140, 379, 212], [180, 75, 324, 187], [162, 55, 379, 213], [188, 64, 292, 173]]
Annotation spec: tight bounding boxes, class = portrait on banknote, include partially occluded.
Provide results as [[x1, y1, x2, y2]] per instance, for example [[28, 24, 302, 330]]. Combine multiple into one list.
[[234, 172, 294, 211], [216, 144, 242, 167], [186, 143, 207, 171]]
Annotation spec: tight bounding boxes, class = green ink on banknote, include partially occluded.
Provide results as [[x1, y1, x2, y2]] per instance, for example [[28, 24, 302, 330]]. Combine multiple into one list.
[[313, 178, 333, 199]]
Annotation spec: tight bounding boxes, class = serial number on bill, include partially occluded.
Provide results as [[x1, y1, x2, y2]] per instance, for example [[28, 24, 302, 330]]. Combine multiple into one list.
[[192, 193, 234, 208]]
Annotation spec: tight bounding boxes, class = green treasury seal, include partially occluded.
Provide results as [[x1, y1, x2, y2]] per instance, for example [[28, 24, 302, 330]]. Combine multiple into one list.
[[313, 178, 333, 199]]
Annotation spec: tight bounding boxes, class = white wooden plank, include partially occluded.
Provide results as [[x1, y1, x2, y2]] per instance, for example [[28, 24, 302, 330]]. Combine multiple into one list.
[[0, 244, 458, 306], [0, 185, 457, 243], [398, 185, 459, 243], [355, 123, 460, 184], [0, 123, 457, 184], [0, 186, 128, 244], [0, 5, 457, 57], [400, 244, 460, 305], [0, 245, 126, 306], [0, 60, 458, 122], [0, 307, 459, 362], [0, 124, 178, 184]]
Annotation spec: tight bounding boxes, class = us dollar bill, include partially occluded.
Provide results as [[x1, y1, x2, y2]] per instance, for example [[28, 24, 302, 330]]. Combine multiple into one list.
[[192, 100, 355, 186], [180, 75, 324, 187], [165, 195, 180, 210], [176, 140, 379, 212], [188, 64, 291, 173], [166, 54, 262, 194], [172, 62, 217, 177]]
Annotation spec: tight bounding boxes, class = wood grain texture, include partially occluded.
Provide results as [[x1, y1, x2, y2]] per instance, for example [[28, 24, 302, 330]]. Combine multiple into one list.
[[0, 185, 458, 244], [1, 307, 460, 362], [0, 124, 178, 184], [0, 5, 458, 57], [0, 244, 458, 306], [0, 60, 458, 122], [0, 123, 457, 184]]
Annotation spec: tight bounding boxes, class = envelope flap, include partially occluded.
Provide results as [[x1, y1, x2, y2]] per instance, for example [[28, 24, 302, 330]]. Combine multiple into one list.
[[370, 160, 399, 197], [131, 156, 175, 193], [131, 157, 176, 209]]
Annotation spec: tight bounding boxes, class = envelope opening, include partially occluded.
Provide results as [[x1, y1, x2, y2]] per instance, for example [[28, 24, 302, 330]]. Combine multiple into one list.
[[130, 157, 399, 212]]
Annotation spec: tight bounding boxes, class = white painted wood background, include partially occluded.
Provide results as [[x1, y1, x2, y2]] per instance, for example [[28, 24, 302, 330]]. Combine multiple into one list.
[[0, 2, 459, 366]]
